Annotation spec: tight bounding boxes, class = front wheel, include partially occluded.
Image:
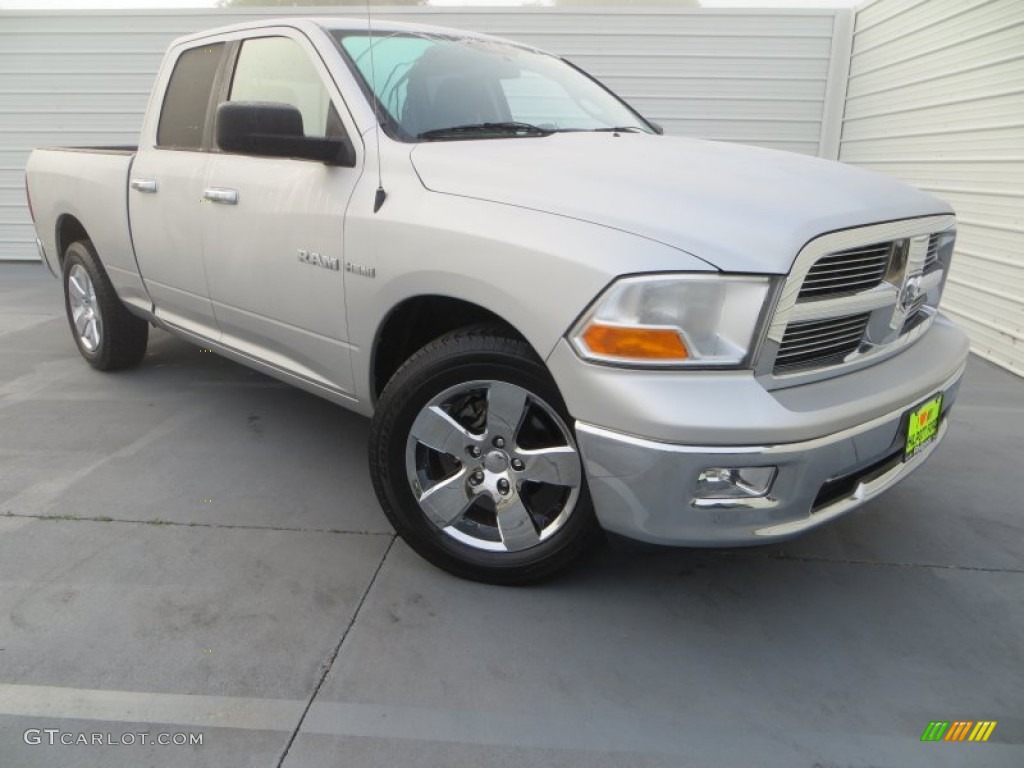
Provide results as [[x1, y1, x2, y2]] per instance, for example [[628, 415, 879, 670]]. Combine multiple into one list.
[[369, 328, 600, 584]]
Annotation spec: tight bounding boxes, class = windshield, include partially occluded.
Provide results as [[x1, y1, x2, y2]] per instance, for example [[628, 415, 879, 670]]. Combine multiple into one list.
[[333, 31, 653, 141]]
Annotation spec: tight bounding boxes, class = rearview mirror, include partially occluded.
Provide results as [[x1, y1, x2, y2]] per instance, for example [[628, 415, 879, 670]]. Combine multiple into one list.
[[215, 102, 354, 167]]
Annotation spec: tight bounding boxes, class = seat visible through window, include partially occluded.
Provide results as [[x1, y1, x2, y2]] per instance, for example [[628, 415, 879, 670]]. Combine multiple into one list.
[[429, 77, 500, 129]]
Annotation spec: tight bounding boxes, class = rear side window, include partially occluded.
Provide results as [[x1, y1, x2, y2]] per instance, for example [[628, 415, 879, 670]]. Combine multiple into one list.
[[157, 43, 224, 149]]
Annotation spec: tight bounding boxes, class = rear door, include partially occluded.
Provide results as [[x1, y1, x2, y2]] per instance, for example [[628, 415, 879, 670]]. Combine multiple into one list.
[[201, 31, 362, 394], [130, 41, 224, 339]]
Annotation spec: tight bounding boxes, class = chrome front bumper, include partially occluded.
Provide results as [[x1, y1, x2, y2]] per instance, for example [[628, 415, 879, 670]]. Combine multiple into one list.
[[571, 331, 968, 547]]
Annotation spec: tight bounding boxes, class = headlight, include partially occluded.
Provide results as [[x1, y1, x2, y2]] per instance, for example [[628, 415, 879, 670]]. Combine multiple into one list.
[[570, 274, 772, 367]]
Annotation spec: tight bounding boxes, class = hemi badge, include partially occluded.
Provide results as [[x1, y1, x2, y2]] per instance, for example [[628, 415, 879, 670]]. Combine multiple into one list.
[[345, 262, 376, 279]]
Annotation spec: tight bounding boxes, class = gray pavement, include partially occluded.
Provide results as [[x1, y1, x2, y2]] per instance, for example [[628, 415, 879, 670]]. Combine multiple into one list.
[[0, 261, 1021, 767]]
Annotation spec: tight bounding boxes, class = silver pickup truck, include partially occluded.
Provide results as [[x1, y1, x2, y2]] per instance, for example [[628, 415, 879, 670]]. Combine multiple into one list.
[[25, 17, 970, 584]]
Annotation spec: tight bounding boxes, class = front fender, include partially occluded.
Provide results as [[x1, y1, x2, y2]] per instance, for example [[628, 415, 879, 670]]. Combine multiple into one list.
[[343, 187, 712, 412]]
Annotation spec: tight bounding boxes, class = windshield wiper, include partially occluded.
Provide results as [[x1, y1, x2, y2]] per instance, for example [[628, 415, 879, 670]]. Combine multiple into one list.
[[417, 122, 554, 140], [587, 126, 645, 133]]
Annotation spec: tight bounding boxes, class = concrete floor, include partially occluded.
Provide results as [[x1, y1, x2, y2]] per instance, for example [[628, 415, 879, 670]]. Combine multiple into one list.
[[0, 261, 1021, 767]]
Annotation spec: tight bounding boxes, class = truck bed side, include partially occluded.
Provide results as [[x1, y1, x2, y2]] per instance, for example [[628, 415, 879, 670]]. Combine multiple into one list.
[[26, 147, 151, 316]]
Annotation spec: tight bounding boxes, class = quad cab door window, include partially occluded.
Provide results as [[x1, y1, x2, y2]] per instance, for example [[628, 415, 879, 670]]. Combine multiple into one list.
[[157, 44, 223, 149], [202, 34, 357, 395], [228, 36, 346, 139], [130, 42, 224, 339]]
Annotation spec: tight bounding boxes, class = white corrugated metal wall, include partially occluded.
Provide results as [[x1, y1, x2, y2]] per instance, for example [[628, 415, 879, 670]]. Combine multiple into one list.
[[840, 0, 1024, 376], [0, 6, 850, 261]]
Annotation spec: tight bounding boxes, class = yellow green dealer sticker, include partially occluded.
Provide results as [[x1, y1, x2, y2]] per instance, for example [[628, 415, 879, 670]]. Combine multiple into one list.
[[906, 394, 943, 459]]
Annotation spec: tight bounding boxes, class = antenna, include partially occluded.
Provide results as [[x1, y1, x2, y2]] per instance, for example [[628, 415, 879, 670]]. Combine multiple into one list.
[[366, 0, 387, 213]]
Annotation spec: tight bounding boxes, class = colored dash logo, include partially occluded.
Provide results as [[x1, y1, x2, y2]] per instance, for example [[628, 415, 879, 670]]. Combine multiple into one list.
[[921, 720, 997, 742]]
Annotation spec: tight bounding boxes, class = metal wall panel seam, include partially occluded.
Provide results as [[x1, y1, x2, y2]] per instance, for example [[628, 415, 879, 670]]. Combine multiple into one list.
[[851, 0, 932, 35], [943, 308, 1023, 342], [818, 9, 854, 160], [844, 88, 1024, 122], [846, 53, 1024, 101], [946, 277, 1024, 304], [852, 0, 1004, 56], [840, 122, 1024, 142], [848, 20, 1024, 80]]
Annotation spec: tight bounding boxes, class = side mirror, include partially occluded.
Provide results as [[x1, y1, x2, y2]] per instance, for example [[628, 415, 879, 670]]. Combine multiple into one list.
[[215, 101, 354, 167], [647, 119, 665, 136]]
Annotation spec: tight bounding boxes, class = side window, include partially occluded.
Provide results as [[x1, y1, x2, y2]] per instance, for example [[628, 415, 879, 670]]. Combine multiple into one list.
[[157, 43, 224, 149], [229, 37, 341, 138]]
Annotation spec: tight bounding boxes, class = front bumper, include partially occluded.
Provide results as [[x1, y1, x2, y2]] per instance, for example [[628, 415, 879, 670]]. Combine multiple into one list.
[[563, 316, 969, 546]]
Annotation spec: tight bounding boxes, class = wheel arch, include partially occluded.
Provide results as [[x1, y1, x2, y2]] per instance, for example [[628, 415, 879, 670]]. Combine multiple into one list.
[[371, 294, 537, 401], [55, 214, 91, 271]]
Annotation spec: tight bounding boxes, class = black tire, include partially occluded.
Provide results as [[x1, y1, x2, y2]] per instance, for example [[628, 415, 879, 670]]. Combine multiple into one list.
[[63, 239, 148, 371], [369, 326, 601, 585]]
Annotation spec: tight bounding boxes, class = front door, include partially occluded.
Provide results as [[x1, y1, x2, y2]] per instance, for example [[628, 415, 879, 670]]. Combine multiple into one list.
[[201, 33, 362, 395]]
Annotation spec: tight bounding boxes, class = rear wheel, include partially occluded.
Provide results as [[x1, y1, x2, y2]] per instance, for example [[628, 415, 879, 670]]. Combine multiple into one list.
[[369, 327, 599, 584], [63, 240, 148, 370]]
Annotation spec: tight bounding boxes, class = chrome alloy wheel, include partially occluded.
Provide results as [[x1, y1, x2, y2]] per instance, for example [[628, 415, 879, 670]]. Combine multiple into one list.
[[68, 263, 102, 352], [404, 380, 583, 552]]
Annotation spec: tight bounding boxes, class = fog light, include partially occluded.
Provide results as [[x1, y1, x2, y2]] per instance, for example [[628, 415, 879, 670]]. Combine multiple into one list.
[[696, 466, 777, 499]]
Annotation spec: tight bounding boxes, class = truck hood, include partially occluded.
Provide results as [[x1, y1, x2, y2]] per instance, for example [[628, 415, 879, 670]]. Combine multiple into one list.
[[410, 134, 951, 273]]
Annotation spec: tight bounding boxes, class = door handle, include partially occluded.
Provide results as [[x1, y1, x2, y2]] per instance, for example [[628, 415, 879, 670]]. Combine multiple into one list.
[[203, 188, 238, 205], [130, 178, 158, 193]]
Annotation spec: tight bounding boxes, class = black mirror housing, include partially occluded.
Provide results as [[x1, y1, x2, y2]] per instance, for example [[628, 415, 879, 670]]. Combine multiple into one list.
[[215, 102, 354, 167]]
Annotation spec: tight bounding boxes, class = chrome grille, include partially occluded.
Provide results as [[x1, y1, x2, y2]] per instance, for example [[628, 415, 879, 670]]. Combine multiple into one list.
[[759, 214, 956, 387], [774, 313, 870, 373], [798, 242, 891, 300]]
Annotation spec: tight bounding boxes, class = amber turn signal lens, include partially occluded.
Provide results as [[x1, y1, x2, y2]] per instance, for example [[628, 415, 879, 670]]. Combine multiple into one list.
[[581, 323, 689, 361]]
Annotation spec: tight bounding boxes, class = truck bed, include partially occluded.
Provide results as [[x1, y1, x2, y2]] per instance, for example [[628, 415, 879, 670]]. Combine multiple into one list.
[[26, 147, 147, 312]]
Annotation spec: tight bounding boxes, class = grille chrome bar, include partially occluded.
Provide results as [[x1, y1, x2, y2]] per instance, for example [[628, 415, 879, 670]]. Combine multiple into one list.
[[804, 260, 890, 275], [822, 247, 889, 257], [781, 314, 868, 335], [788, 284, 898, 323], [779, 333, 865, 357], [778, 318, 868, 346], [781, 324, 869, 349], [923, 234, 941, 270], [801, 275, 889, 295]]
